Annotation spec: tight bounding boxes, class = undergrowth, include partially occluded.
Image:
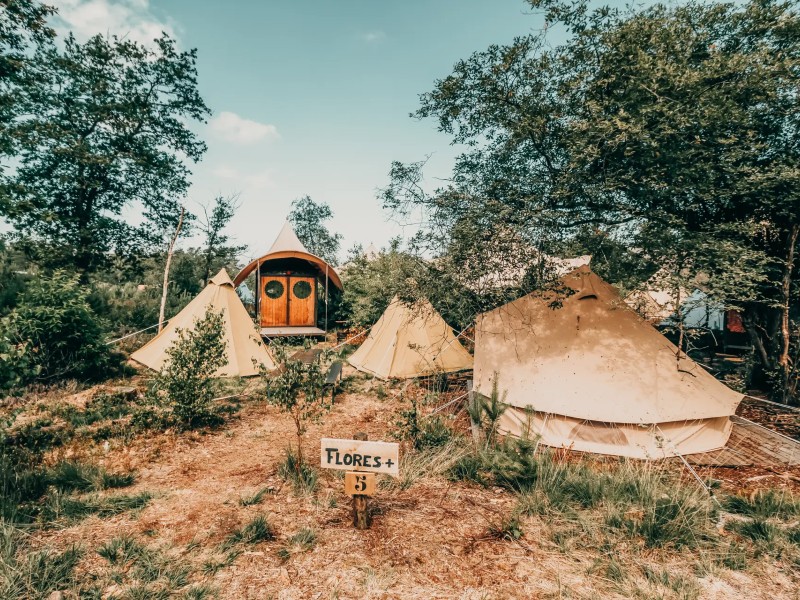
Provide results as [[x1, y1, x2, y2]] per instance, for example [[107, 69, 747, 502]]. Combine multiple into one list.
[[278, 448, 319, 494]]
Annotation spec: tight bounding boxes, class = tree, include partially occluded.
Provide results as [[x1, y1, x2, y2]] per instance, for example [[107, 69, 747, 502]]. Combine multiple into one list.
[[385, 0, 800, 403], [288, 195, 343, 265], [149, 307, 227, 429], [0, 0, 55, 156], [0, 31, 210, 273], [262, 344, 329, 474], [198, 194, 246, 284]]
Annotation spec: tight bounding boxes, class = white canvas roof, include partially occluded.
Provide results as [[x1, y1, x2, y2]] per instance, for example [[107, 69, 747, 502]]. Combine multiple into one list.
[[473, 267, 742, 458], [131, 269, 276, 377], [348, 296, 473, 379], [268, 220, 311, 255]]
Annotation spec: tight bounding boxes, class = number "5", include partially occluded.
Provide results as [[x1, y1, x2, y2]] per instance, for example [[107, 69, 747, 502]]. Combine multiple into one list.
[[354, 475, 366, 492]]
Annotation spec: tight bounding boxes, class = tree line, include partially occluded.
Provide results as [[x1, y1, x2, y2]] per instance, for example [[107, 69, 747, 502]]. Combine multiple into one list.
[[382, 0, 800, 404]]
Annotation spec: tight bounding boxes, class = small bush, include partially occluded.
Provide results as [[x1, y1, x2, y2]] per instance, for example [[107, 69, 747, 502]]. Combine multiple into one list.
[[148, 307, 228, 429], [2, 271, 118, 384], [262, 343, 330, 472], [0, 331, 39, 395], [395, 397, 453, 450]]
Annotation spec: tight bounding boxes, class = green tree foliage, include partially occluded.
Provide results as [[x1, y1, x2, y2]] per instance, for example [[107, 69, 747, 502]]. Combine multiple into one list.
[[1, 31, 210, 273], [0, 0, 55, 155], [341, 239, 486, 330], [148, 307, 227, 429], [288, 195, 343, 265], [385, 0, 800, 402], [2, 271, 115, 384], [262, 344, 329, 472]]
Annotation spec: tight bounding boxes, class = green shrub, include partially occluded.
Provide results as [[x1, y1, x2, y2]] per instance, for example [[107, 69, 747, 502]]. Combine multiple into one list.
[[488, 511, 524, 541], [395, 397, 453, 450], [3, 271, 118, 384], [262, 343, 330, 471], [148, 307, 227, 429], [0, 330, 39, 395]]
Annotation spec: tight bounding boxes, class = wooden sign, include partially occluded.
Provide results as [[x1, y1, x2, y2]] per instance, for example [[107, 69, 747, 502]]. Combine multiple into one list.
[[320, 438, 399, 477], [344, 471, 376, 496]]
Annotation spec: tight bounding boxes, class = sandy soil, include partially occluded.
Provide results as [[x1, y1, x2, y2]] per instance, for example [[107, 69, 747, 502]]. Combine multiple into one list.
[[28, 370, 800, 600]]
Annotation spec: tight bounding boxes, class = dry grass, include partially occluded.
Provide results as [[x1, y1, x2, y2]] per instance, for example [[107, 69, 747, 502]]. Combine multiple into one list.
[[1, 368, 799, 599]]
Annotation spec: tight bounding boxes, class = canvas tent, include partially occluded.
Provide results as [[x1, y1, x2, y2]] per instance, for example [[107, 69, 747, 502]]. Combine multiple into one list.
[[473, 267, 743, 459], [348, 296, 473, 379], [131, 269, 276, 377]]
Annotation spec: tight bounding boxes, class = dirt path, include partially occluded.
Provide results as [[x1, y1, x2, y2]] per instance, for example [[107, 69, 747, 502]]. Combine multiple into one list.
[[33, 372, 800, 599]]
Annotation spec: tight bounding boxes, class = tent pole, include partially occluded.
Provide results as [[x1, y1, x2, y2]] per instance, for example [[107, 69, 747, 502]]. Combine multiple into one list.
[[255, 259, 261, 326], [325, 263, 329, 333]]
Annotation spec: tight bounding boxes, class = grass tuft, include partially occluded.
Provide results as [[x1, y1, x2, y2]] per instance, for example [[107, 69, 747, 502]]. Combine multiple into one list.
[[731, 518, 779, 543], [41, 490, 152, 525], [278, 449, 318, 494], [97, 535, 144, 564], [238, 486, 274, 507], [723, 489, 800, 520], [223, 515, 275, 549], [277, 527, 316, 561], [0, 521, 82, 599]]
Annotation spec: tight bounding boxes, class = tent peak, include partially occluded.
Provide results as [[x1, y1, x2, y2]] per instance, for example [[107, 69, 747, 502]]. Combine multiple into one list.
[[268, 220, 310, 255], [209, 268, 234, 287]]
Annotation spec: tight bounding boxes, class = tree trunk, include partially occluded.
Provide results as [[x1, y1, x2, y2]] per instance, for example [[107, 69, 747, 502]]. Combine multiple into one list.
[[293, 412, 304, 476], [778, 223, 799, 403], [158, 207, 185, 333]]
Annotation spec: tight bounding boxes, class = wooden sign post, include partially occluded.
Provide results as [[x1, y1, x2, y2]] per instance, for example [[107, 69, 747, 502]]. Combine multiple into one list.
[[350, 432, 370, 529], [320, 434, 399, 530]]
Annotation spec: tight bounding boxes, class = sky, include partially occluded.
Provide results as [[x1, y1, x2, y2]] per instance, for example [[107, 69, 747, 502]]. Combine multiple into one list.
[[47, 0, 549, 263]]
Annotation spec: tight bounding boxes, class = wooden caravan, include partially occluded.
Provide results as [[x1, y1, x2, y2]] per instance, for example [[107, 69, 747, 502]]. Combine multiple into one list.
[[233, 221, 343, 337]]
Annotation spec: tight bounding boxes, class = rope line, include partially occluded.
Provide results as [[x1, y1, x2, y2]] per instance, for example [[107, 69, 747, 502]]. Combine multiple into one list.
[[105, 322, 161, 345]]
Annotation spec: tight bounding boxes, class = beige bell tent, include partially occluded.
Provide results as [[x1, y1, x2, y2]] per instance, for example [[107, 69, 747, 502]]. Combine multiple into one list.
[[473, 267, 742, 459], [131, 269, 276, 377], [348, 296, 473, 379]]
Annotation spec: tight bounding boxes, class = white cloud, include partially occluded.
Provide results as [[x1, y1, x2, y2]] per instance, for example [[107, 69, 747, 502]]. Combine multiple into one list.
[[209, 111, 279, 145], [51, 0, 175, 44], [360, 30, 386, 43], [212, 165, 275, 191]]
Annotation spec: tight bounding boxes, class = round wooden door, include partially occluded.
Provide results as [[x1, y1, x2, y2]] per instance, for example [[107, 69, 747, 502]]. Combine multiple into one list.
[[260, 276, 288, 327], [288, 276, 316, 326]]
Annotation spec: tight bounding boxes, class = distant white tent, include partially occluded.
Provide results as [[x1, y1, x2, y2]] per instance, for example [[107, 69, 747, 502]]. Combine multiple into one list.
[[131, 269, 276, 377], [364, 243, 379, 261], [473, 267, 742, 459], [348, 296, 473, 379]]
